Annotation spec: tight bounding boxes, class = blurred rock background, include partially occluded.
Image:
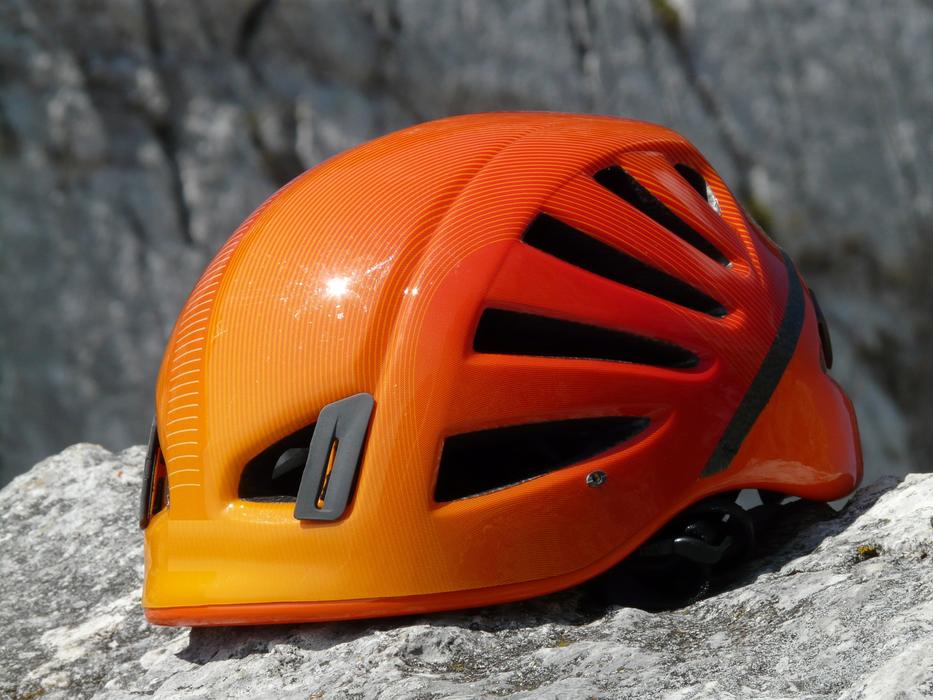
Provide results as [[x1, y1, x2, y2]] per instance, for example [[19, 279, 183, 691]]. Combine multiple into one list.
[[0, 0, 930, 486]]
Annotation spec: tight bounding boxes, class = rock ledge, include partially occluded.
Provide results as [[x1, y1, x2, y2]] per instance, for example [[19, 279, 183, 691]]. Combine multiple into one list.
[[1, 445, 931, 699]]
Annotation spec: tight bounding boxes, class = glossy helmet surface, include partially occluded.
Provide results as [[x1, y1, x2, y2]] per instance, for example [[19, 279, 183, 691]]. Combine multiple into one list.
[[141, 113, 861, 625]]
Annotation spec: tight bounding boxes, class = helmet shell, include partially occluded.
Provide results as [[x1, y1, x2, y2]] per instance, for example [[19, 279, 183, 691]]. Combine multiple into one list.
[[142, 113, 861, 625]]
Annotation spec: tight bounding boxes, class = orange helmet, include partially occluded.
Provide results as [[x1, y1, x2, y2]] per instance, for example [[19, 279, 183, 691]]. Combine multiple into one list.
[[141, 113, 861, 625]]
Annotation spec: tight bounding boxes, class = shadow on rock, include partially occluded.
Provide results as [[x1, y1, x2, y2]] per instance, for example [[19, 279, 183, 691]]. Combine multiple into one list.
[[176, 477, 900, 664], [712, 475, 901, 598], [179, 621, 380, 665], [177, 590, 600, 666]]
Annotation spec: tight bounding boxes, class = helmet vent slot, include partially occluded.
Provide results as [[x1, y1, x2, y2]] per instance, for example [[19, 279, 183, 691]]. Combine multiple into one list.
[[594, 165, 729, 265], [808, 288, 834, 370], [239, 423, 317, 501], [674, 163, 722, 214], [523, 214, 727, 317], [474, 308, 699, 369], [139, 420, 169, 528], [434, 416, 649, 501]]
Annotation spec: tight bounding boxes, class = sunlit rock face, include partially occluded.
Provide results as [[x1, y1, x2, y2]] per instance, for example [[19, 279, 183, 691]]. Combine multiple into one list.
[[1, 1, 931, 484], [1, 444, 931, 699]]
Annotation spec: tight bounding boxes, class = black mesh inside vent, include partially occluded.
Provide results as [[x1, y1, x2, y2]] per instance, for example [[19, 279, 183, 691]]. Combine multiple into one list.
[[434, 416, 650, 501], [523, 214, 727, 317], [239, 423, 316, 501], [474, 308, 699, 368], [594, 165, 729, 265]]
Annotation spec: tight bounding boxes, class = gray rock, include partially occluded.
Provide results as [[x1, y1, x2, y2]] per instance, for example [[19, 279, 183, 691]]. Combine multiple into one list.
[[1, 0, 932, 486], [1, 443, 931, 699]]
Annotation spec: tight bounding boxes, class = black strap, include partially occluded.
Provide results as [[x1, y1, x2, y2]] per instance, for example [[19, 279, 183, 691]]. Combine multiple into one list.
[[702, 252, 805, 477], [588, 493, 788, 611]]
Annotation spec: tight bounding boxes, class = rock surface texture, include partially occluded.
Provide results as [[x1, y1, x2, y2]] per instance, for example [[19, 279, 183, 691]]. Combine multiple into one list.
[[1, 1, 932, 485], [1, 444, 931, 699]]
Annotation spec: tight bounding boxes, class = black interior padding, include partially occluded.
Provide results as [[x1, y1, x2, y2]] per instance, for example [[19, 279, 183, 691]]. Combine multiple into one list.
[[239, 423, 316, 501], [523, 214, 727, 317], [594, 165, 729, 265], [434, 416, 650, 501], [474, 308, 699, 369]]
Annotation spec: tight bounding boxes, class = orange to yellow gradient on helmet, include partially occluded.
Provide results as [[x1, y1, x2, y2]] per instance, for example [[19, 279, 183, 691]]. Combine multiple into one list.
[[141, 113, 860, 625]]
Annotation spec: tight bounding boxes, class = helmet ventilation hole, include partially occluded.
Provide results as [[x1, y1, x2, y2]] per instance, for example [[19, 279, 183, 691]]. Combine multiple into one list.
[[674, 163, 722, 215], [434, 416, 649, 501], [239, 422, 317, 501], [474, 308, 699, 369], [594, 165, 729, 265], [139, 420, 169, 528], [523, 213, 727, 317]]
